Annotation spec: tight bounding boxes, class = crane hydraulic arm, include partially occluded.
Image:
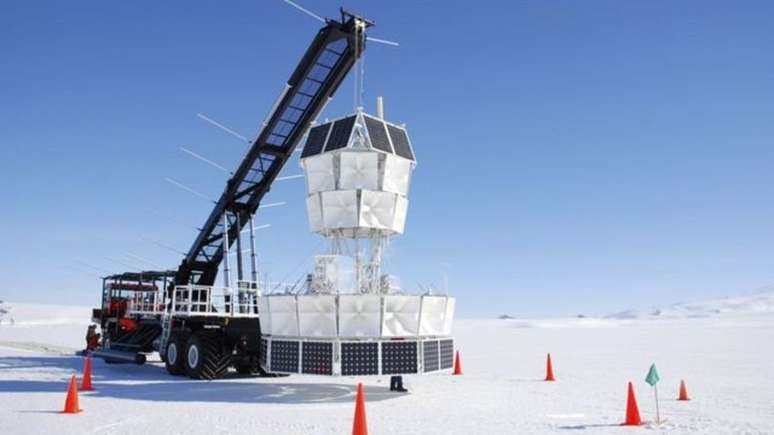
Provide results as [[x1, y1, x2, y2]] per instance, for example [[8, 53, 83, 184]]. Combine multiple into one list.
[[176, 10, 373, 286]]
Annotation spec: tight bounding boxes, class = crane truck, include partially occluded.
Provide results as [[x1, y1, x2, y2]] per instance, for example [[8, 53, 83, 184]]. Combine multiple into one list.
[[91, 9, 373, 380]]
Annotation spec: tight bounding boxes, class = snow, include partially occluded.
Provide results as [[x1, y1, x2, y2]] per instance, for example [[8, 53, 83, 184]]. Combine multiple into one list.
[[605, 287, 774, 320], [1, 298, 773, 434]]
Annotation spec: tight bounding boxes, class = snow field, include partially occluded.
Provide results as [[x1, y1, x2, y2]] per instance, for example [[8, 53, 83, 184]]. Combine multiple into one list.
[[0, 301, 772, 434]]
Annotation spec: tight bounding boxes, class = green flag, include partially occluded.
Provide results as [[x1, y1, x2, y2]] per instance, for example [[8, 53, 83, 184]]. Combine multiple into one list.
[[645, 363, 660, 386]]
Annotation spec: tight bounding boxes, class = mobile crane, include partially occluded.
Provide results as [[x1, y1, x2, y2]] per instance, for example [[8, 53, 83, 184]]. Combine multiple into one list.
[[91, 9, 373, 380]]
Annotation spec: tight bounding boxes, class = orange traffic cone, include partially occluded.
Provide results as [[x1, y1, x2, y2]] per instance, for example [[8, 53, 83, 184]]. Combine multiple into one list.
[[545, 353, 555, 381], [352, 383, 368, 435], [81, 357, 94, 391], [453, 351, 463, 375], [62, 375, 81, 414], [678, 379, 690, 401], [622, 381, 642, 426]]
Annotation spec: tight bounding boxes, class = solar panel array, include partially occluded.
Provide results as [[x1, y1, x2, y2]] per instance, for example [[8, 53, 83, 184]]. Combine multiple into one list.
[[301, 123, 332, 158], [381, 341, 418, 374], [341, 342, 379, 376], [324, 116, 357, 152], [422, 340, 440, 372], [439, 339, 454, 370], [299, 113, 415, 162], [364, 115, 393, 154], [301, 341, 333, 375], [387, 124, 415, 161], [270, 340, 299, 373]]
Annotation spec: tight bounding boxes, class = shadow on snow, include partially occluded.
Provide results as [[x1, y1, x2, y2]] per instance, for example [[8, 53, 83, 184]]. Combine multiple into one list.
[[0, 355, 402, 405]]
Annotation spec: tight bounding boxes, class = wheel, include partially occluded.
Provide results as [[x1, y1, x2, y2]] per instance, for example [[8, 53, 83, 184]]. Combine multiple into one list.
[[164, 334, 186, 375], [184, 331, 231, 380]]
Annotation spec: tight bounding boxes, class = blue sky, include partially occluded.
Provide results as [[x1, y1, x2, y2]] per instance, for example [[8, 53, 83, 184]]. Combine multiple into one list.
[[1, 1, 773, 317]]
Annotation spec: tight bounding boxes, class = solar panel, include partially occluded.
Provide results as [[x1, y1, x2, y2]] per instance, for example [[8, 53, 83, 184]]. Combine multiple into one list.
[[423, 340, 440, 372], [386, 124, 415, 161], [382, 341, 418, 374], [324, 116, 357, 152], [364, 115, 393, 154], [301, 123, 331, 158], [440, 339, 454, 369], [341, 342, 379, 376], [301, 341, 333, 375], [270, 340, 299, 373]]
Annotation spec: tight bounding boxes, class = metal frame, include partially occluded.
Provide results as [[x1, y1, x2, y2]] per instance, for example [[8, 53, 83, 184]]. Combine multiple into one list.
[[261, 335, 452, 376], [98, 271, 175, 321], [176, 12, 373, 286], [169, 284, 260, 318], [262, 294, 454, 339]]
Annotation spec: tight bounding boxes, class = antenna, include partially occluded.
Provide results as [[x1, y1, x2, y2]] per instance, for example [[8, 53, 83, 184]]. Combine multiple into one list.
[[259, 201, 287, 209], [241, 223, 271, 234], [164, 178, 215, 203], [180, 147, 231, 174], [105, 256, 143, 272], [63, 264, 102, 280], [149, 210, 201, 232], [140, 236, 187, 256], [126, 252, 165, 269], [366, 36, 399, 47], [196, 113, 249, 143], [73, 260, 111, 276], [281, 0, 400, 48], [276, 174, 304, 181], [282, 0, 324, 23], [440, 261, 450, 295]]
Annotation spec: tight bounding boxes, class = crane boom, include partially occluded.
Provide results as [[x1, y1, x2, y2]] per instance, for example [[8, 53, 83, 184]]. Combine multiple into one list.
[[176, 10, 372, 285]]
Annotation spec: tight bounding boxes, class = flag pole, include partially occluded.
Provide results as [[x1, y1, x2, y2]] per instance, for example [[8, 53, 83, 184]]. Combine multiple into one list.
[[654, 384, 660, 424]]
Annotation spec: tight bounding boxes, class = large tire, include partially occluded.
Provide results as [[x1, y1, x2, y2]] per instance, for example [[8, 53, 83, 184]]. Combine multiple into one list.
[[184, 331, 231, 380], [164, 334, 186, 376]]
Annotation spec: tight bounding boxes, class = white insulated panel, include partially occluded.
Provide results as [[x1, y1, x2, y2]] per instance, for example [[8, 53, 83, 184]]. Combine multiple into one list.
[[382, 154, 412, 196], [321, 190, 359, 230], [339, 152, 378, 190], [359, 190, 396, 230], [303, 154, 335, 194], [306, 194, 324, 233], [297, 295, 337, 337], [392, 195, 408, 234], [338, 294, 381, 337], [419, 296, 447, 336], [442, 297, 456, 335], [267, 295, 299, 336], [382, 295, 421, 337]]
